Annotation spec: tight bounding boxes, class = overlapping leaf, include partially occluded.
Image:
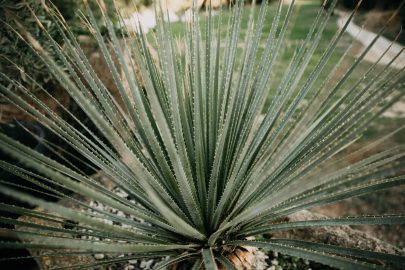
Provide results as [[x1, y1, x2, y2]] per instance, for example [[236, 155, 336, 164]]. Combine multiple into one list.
[[0, 0, 404, 269]]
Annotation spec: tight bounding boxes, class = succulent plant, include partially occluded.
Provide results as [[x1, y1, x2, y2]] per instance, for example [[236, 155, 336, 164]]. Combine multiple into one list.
[[0, 0, 404, 269]]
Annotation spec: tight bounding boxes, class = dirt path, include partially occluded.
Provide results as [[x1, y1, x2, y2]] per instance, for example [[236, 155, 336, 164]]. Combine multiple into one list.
[[336, 10, 405, 118], [336, 10, 404, 69]]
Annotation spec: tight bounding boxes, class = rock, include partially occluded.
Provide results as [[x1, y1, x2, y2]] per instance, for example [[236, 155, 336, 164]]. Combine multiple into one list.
[[161, 0, 228, 12], [164, 10, 180, 22], [116, 189, 129, 198], [140, 259, 154, 269], [207, 0, 228, 9], [123, 10, 157, 33], [160, 0, 202, 13], [180, 9, 193, 23], [94, 253, 105, 260], [271, 210, 403, 255], [267, 210, 405, 269], [142, 9, 158, 28]]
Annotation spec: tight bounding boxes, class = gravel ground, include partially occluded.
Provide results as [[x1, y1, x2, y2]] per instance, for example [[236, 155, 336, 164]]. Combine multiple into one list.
[[75, 188, 335, 270], [265, 252, 336, 270], [83, 187, 170, 270], [82, 186, 337, 270]]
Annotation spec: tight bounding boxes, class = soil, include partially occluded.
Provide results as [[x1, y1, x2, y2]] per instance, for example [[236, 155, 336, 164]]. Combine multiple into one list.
[[354, 10, 405, 45], [0, 85, 70, 123]]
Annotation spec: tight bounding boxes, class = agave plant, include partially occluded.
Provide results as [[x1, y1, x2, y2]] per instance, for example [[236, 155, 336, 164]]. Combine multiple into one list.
[[0, 0, 404, 269]]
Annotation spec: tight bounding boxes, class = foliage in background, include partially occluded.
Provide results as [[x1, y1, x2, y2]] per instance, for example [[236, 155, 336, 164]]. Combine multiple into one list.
[[0, 0, 115, 102], [0, 0, 404, 269], [0, 0, 60, 100]]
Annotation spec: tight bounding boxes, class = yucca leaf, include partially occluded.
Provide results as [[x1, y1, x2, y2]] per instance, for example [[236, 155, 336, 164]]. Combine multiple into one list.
[[51, 254, 160, 270], [202, 248, 218, 270], [0, 251, 111, 262], [239, 214, 405, 237], [216, 254, 237, 270], [1, 239, 193, 254], [0, 0, 404, 268], [154, 252, 198, 270], [230, 240, 387, 269], [191, 258, 203, 270], [267, 239, 405, 263]]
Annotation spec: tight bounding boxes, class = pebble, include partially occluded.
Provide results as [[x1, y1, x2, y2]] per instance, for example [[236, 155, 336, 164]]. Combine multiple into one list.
[[139, 259, 154, 269], [116, 190, 129, 198], [104, 219, 113, 225], [85, 189, 168, 269], [94, 253, 105, 260]]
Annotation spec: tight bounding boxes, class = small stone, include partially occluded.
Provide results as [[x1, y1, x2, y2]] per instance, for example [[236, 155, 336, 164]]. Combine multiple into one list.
[[139, 259, 154, 269], [267, 266, 276, 270], [128, 259, 137, 264], [90, 201, 104, 211], [271, 259, 279, 265], [122, 223, 131, 229], [94, 253, 104, 260], [104, 219, 113, 225], [116, 190, 129, 198]]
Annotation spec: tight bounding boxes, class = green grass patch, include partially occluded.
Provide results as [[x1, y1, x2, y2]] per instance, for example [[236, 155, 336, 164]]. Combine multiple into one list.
[[148, 2, 402, 142]]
